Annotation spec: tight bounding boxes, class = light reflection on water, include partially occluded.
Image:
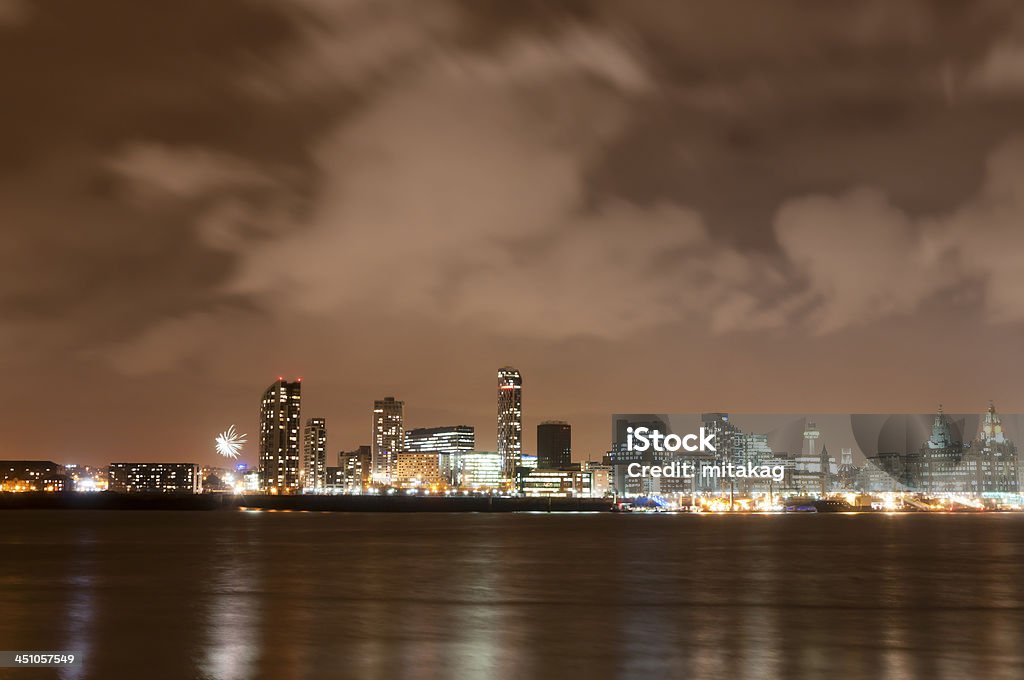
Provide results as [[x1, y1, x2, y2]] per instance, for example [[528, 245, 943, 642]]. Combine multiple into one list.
[[201, 520, 260, 680], [59, 530, 93, 680], [0, 512, 1022, 680]]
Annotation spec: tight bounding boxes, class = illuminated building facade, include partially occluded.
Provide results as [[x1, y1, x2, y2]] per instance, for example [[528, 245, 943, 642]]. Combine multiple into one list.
[[521, 469, 592, 497], [497, 366, 522, 480], [324, 466, 346, 492], [964, 404, 1019, 493], [836, 448, 858, 490], [108, 463, 201, 493], [259, 378, 302, 493], [372, 397, 405, 483], [405, 425, 475, 485], [395, 452, 445, 489], [0, 460, 67, 492], [869, 406, 1020, 495], [607, 415, 678, 496], [583, 461, 613, 496], [461, 452, 503, 489], [340, 446, 372, 493], [302, 417, 327, 491], [537, 421, 572, 469]]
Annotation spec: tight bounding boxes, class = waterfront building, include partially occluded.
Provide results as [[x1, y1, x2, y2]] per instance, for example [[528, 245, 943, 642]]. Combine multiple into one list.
[[867, 406, 1020, 495], [324, 466, 346, 493], [372, 397, 404, 484], [537, 421, 572, 469], [964, 404, 1019, 493], [606, 415, 673, 495], [242, 470, 261, 492], [339, 446, 372, 493], [302, 418, 328, 492], [461, 452, 504, 490], [405, 425, 474, 485], [497, 367, 522, 481], [0, 460, 67, 492], [395, 452, 445, 489], [521, 469, 592, 497], [200, 466, 233, 492], [108, 463, 201, 494], [259, 378, 302, 493], [583, 461, 613, 496], [836, 448, 858, 490]]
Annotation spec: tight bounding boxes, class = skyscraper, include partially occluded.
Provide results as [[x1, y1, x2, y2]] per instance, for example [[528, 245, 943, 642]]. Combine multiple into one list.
[[302, 417, 327, 492], [372, 397, 404, 483], [537, 421, 571, 469], [497, 366, 522, 480], [259, 378, 302, 493]]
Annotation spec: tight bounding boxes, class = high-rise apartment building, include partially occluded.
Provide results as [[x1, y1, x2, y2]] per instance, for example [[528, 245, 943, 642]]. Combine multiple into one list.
[[497, 366, 522, 480], [339, 446, 372, 493], [259, 378, 302, 493], [537, 421, 571, 469], [302, 417, 327, 492], [372, 397, 405, 483]]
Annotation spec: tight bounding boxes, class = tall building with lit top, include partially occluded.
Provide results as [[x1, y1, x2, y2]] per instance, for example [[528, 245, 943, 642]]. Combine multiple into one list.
[[259, 377, 302, 493], [497, 366, 522, 480], [372, 397, 404, 483], [302, 417, 327, 492]]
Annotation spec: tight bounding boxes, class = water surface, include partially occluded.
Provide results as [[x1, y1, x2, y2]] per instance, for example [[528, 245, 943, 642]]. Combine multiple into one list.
[[1, 511, 1022, 679]]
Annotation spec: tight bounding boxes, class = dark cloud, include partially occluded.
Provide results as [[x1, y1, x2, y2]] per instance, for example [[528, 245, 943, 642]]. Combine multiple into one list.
[[2, 0, 1024, 464]]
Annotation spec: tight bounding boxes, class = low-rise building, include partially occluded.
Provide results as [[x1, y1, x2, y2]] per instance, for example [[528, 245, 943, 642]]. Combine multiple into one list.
[[108, 463, 201, 494], [395, 452, 445, 489], [0, 460, 68, 492], [521, 469, 592, 497]]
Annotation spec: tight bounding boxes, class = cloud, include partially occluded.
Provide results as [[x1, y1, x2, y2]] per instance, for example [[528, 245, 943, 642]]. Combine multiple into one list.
[[243, 0, 461, 97], [73, 3, 1024, 378], [0, 0, 28, 26], [948, 138, 1024, 320], [226, 26, 679, 335], [104, 143, 279, 202], [771, 136, 1024, 331], [968, 40, 1024, 93], [773, 188, 958, 333], [98, 312, 228, 376]]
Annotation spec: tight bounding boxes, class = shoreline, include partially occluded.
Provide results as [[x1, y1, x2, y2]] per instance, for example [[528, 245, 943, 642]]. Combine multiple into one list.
[[0, 492, 1018, 513], [0, 492, 613, 512]]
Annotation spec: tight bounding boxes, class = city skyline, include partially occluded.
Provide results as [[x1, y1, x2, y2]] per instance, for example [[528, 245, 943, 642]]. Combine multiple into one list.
[[12, 360, 1024, 468], [7, 403, 1021, 503]]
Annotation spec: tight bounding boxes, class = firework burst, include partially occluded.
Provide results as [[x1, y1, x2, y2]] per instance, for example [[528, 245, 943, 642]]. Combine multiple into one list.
[[215, 425, 247, 459]]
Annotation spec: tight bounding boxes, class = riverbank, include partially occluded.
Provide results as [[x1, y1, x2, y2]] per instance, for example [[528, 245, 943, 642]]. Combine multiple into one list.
[[0, 491, 613, 512]]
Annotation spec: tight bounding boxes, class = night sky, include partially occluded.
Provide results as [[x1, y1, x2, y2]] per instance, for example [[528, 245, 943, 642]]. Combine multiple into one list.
[[3, 0, 1024, 466]]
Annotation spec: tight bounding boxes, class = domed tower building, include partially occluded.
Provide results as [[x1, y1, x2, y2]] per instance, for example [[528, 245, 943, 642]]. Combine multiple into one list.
[[965, 403, 1019, 494]]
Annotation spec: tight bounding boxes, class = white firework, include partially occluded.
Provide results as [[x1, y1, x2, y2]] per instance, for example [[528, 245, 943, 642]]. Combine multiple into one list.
[[215, 425, 247, 459]]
